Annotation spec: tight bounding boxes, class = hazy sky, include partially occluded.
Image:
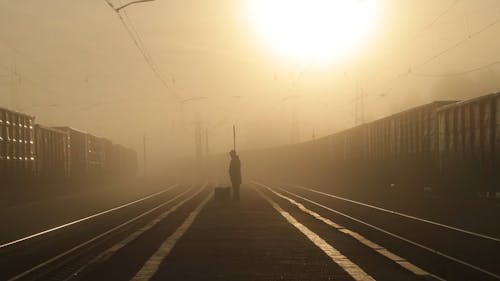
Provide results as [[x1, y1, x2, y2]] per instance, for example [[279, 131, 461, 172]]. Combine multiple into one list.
[[1, 0, 500, 168]]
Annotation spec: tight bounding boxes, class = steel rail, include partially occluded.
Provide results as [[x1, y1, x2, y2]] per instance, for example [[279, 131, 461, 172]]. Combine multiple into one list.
[[7, 184, 202, 281], [282, 183, 500, 243], [254, 181, 500, 281], [0, 184, 178, 249]]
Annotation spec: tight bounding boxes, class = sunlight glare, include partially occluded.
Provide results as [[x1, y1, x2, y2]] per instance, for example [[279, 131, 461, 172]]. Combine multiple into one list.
[[247, 0, 379, 63]]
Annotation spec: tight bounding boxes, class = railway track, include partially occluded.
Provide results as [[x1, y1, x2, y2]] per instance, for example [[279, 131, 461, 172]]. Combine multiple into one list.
[[0, 183, 210, 281], [3, 181, 497, 280], [252, 181, 500, 281]]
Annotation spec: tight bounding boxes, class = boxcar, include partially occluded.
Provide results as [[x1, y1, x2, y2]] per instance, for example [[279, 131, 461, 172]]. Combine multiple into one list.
[[124, 147, 138, 177], [111, 144, 138, 178], [364, 116, 393, 188], [86, 134, 105, 177], [101, 138, 114, 179], [53, 127, 89, 182], [34, 125, 70, 182], [364, 101, 456, 191], [437, 92, 500, 195], [0, 107, 36, 185]]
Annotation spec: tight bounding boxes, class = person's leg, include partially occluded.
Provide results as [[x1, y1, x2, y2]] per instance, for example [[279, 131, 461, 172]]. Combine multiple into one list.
[[233, 183, 240, 200]]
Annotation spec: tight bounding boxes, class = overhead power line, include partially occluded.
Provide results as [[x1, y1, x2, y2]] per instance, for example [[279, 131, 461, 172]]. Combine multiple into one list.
[[121, 10, 178, 93], [413, 59, 500, 78], [114, 0, 155, 12], [366, 11, 500, 99], [412, 15, 500, 72], [0, 62, 67, 110], [411, 0, 460, 41], [105, 0, 180, 101], [362, 1, 461, 98]]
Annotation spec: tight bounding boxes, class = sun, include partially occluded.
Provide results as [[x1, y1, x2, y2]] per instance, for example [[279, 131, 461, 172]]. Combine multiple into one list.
[[246, 0, 379, 63]]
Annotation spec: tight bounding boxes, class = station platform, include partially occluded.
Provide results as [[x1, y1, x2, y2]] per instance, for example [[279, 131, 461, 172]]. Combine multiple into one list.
[[149, 187, 342, 281], [119, 185, 427, 281]]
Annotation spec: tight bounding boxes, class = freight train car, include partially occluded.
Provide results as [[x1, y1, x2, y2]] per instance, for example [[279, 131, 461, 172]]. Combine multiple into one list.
[[364, 101, 457, 191], [52, 127, 111, 183], [0, 107, 36, 185], [111, 144, 138, 178], [34, 125, 70, 183], [437, 92, 500, 196], [220, 93, 500, 197], [52, 127, 90, 183], [240, 101, 458, 193], [124, 146, 138, 177], [0, 105, 138, 191], [86, 133, 105, 178], [101, 137, 115, 180]]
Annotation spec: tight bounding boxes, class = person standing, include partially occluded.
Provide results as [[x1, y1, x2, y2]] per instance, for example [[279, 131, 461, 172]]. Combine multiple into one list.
[[229, 150, 242, 200]]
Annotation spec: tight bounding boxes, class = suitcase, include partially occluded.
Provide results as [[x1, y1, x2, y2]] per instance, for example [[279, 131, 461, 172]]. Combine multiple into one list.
[[214, 186, 231, 202]]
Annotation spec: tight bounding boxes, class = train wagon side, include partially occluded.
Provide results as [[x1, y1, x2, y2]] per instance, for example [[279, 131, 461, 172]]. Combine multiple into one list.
[[0, 107, 36, 186], [111, 144, 137, 178], [123, 147, 138, 177], [34, 125, 70, 184], [364, 115, 393, 189], [101, 138, 114, 180], [377, 101, 457, 192], [86, 134, 106, 179], [53, 127, 89, 183], [437, 92, 500, 196]]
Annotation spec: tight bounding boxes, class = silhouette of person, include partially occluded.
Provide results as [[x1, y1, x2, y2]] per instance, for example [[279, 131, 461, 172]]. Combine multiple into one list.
[[229, 150, 242, 200]]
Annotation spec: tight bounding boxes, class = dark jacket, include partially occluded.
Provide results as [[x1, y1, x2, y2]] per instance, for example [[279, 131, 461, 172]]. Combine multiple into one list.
[[229, 156, 242, 185]]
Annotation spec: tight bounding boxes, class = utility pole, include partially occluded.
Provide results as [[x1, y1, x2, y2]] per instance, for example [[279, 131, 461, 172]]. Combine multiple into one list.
[[11, 63, 20, 110], [290, 101, 299, 144], [233, 124, 236, 152], [205, 128, 209, 157], [353, 77, 365, 126], [143, 135, 147, 178], [194, 115, 202, 160]]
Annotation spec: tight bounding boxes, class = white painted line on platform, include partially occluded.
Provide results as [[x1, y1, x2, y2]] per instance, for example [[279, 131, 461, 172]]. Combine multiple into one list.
[[253, 181, 439, 280], [376, 249, 404, 262], [0, 184, 179, 249], [276, 182, 500, 280], [283, 182, 500, 243], [253, 185, 375, 281], [260, 182, 500, 280], [131, 193, 211, 281], [397, 261, 429, 276], [342, 230, 384, 250], [71, 184, 207, 277], [7, 185, 190, 281]]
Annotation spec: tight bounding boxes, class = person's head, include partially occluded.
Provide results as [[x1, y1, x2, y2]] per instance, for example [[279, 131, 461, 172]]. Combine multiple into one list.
[[229, 150, 237, 159]]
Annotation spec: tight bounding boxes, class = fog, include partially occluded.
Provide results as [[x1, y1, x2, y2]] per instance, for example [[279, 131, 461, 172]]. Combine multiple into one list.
[[2, 0, 500, 176]]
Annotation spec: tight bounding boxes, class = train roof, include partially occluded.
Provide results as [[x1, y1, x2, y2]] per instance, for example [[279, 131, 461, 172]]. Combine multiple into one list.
[[0, 106, 35, 119], [113, 143, 136, 152], [436, 92, 500, 111], [282, 101, 456, 147], [365, 100, 457, 124], [52, 126, 89, 134], [54, 126, 112, 141], [390, 100, 456, 116], [35, 124, 69, 134]]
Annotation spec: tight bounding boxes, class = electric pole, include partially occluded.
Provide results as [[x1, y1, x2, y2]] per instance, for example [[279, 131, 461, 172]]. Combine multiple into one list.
[[290, 101, 299, 144], [11, 64, 20, 110], [194, 115, 202, 160], [353, 77, 365, 126], [233, 124, 236, 152], [143, 135, 147, 178], [205, 128, 209, 157]]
